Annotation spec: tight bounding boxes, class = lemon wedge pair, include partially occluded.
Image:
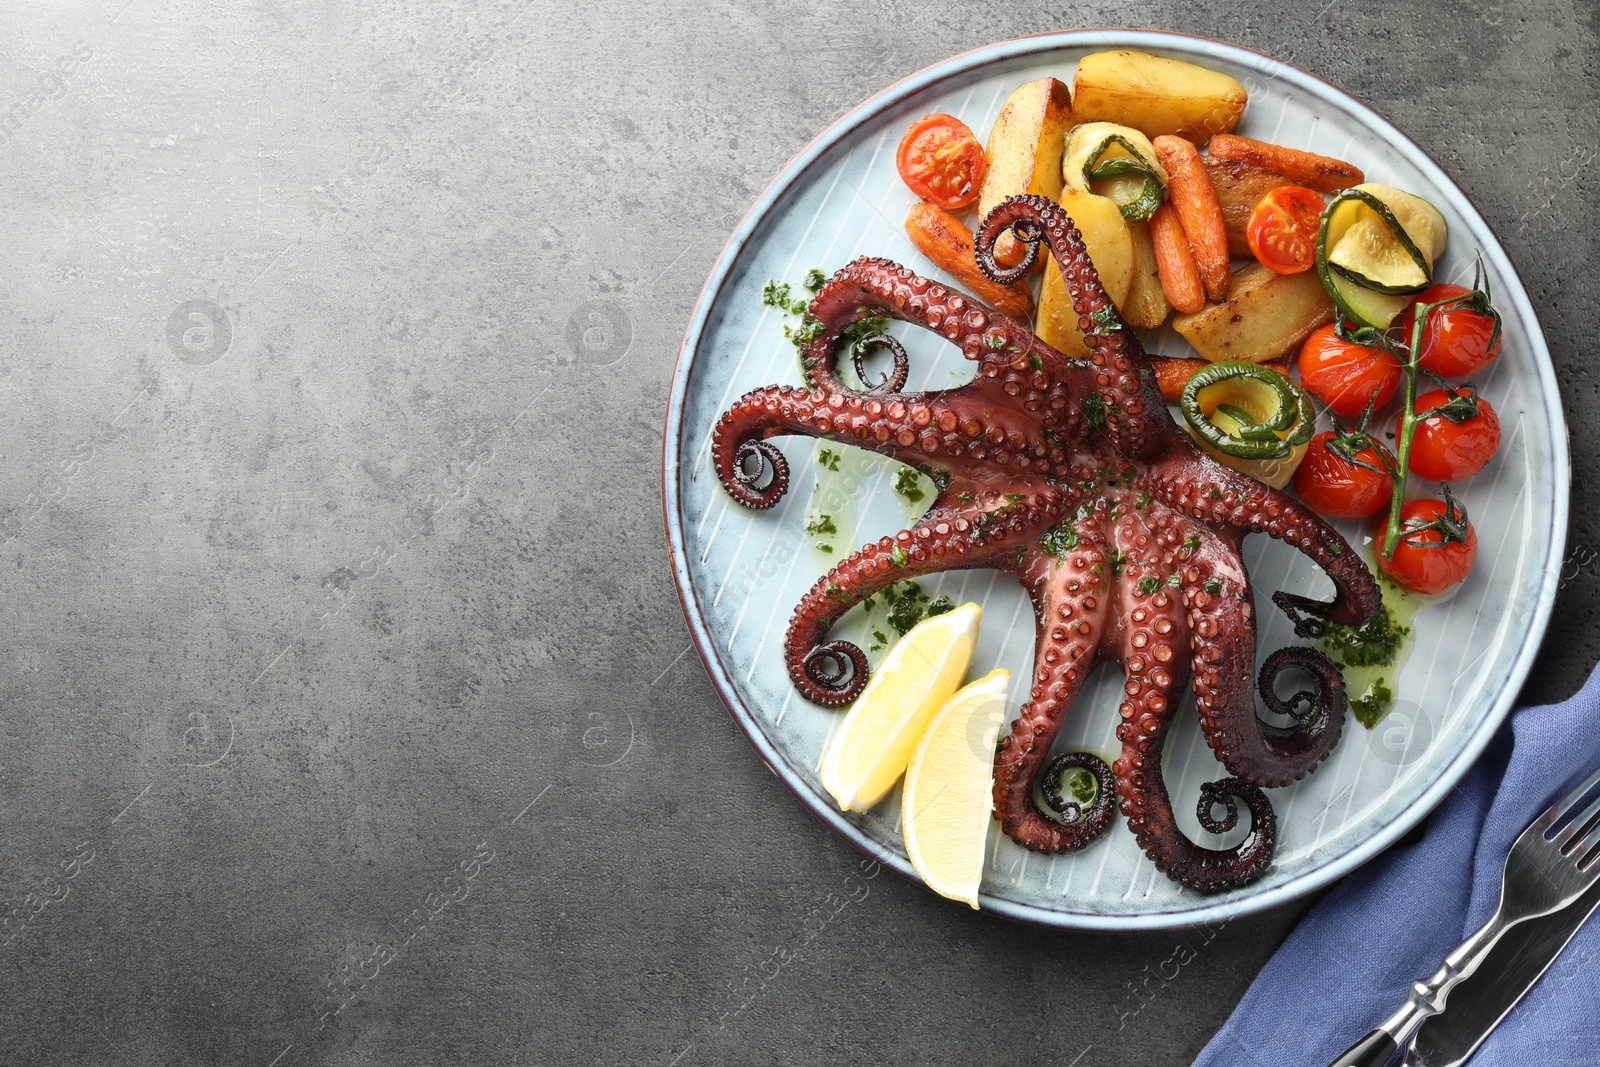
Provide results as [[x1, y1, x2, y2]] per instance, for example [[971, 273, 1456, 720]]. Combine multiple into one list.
[[818, 602, 1009, 908]]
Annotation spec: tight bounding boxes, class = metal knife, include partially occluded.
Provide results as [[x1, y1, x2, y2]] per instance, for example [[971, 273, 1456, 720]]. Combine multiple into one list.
[[1404, 876, 1600, 1066]]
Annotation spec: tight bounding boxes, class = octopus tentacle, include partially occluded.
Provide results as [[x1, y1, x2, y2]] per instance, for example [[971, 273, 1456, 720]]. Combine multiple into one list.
[[1146, 456, 1380, 630], [1115, 664, 1278, 892], [994, 532, 1116, 851], [975, 196, 1172, 462], [711, 384, 1056, 507], [1182, 533, 1345, 787], [785, 503, 1060, 706]]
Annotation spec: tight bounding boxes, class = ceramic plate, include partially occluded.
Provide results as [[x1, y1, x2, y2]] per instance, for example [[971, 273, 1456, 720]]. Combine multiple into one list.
[[662, 29, 1567, 929]]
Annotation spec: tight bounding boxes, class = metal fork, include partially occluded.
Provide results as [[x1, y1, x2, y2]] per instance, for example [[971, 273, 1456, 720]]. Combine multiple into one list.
[[1327, 763, 1600, 1067]]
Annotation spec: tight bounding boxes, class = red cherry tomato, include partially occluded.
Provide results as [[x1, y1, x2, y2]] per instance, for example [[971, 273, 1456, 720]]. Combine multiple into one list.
[[896, 114, 987, 211], [1292, 431, 1394, 520], [1400, 284, 1502, 377], [1404, 389, 1501, 481], [1246, 186, 1325, 274], [1297, 323, 1403, 418], [1376, 497, 1477, 595]]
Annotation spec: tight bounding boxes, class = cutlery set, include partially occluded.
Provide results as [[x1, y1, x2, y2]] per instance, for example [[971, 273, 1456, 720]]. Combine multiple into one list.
[[1328, 765, 1600, 1066]]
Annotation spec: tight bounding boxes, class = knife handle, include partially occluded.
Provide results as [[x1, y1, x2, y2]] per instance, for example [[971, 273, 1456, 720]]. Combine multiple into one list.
[[1326, 1029, 1398, 1067]]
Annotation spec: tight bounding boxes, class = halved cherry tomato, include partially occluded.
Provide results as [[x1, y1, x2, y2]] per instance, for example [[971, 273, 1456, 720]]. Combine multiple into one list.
[[1246, 186, 1325, 274], [1297, 323, 1403, 418], [1292, 430, 1394, 520], [1405, 388, 1500, 481], [896, 114, 987, 211], [1400, 284, 1502, 377], [1376, 496, 1477, 595]]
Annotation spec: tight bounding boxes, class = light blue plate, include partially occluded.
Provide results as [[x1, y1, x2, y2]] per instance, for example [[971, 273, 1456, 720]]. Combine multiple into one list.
[[662, 30, 1568, 929]]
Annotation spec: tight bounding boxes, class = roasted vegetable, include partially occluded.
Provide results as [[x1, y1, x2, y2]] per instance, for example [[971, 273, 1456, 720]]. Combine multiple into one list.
[[1173, 262, 1334, 363], [976, 78, 1074, 267], [1207, 134, 1364, 193], [1153, 134, 1229, 303], [1316, 184, 1447, 328], [1061, 122, 1167, 222], [1180, 360, 1314, 488], [1150, 355, 1289, 402], [1071, 50, 1247, 143], [1204, 157, 1295, 257], [904, 202, 1034, 320], [1148, 203, 1206, 315], [1122, 220, 1171, 330]]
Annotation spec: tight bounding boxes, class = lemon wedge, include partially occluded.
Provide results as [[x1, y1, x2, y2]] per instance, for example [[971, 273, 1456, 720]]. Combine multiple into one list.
[[819, 601, 981, 812], [903, 668, 1010, 909]]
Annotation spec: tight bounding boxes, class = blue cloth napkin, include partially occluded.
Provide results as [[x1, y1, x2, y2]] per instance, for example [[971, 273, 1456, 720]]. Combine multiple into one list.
[[1193, 660, 1600, 1067]]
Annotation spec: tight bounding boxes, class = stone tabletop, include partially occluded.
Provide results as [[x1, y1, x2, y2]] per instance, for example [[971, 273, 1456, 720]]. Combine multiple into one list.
[[0, 2, 1595, 1064]]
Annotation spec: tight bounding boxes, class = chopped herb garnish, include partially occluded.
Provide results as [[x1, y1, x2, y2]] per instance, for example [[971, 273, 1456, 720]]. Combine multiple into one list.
[[1137, 576, 1160, 594], [818, 448, 841, 472], [1107, 549, 1126, 577], [873, 580, 951, 636], [803, 268, 827, 291], [1203, 578, 1222, 595], [1040, 523, 1081, 559], [1166, 573, 1181, 587], [1181, 535, 1201, 556], [1208, 488, 1223, 501], [1030, 352, 1043, 370], [1087, 305, 1121, 337], [817, 544, 832, 553], [1321, 603, 1409, 668], [889, 545, 909, 567], [825, 583, 843, 599], [1081, 393, 1108, 431], [1136, 490, 1151, 510], [761, 280, 793, 309], [894, 468, 927, 505], [1351, 678, 1393, 729], [805, 513, 838, 537]]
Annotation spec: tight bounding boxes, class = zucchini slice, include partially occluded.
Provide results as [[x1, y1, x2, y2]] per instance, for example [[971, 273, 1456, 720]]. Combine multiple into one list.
[[1062, 122, 1168, 223], [1180, 361, 1315, 488], [1316, 184, 1446, 328], [1323, 185, 1446, 294]]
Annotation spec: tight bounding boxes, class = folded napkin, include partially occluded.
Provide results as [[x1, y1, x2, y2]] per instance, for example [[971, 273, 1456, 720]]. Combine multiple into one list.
[[1194, 660, 1600, 1067]]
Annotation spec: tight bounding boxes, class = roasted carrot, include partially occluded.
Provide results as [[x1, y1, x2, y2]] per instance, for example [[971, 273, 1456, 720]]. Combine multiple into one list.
[[1206, 134, 1364, 193], [1153, 135, 1230, 304], [1147, 204, 1207, 316], [904, 202, 1035, 320], [1151, 355, 1290, 402]]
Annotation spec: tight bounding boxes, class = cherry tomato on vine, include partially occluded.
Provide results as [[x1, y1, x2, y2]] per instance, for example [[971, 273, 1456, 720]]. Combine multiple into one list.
[[1400, 283, 1502, 377], [1376, 496, 1477, 595], [1292, 431, 1393, 520], [1246, 186, 1325, 274], [1405, 389, 1500, 481], [896, 114, 987, 210], [1297, 323, 1403, 418]]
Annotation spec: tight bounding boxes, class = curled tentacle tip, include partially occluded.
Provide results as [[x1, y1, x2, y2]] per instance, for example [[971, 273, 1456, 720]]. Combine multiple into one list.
[[728, 439, 789, 510], [850, 332, 910, 394], [1040, 751, 1116, 836], [974, 197, 1047, 286], [799, 641, 868, 708], [1258, 646, 1348, 738], [1271, 590, 1332, 638]]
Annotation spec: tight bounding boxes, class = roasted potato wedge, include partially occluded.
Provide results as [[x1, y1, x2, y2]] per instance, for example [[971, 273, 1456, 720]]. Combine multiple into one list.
[[1034, 188, 1134, 359], [1204, 157, 1296, 257], [1121, 220, 1170, 330], [1172, 262, 1333, 363], [977, 77, 1073, 266], [1072, 50, 1247, 144]]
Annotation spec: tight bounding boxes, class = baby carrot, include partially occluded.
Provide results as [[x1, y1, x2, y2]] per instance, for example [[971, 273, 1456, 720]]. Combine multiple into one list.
[[904, 202, 1035, 320], [1154, 135, 1230, 304], [1147, 204, 1207, 315], [1206, 134, 1364, 193]]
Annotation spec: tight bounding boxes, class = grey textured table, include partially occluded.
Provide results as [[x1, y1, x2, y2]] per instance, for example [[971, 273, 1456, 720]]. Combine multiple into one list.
[[0, 2, 1595, 1064]]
